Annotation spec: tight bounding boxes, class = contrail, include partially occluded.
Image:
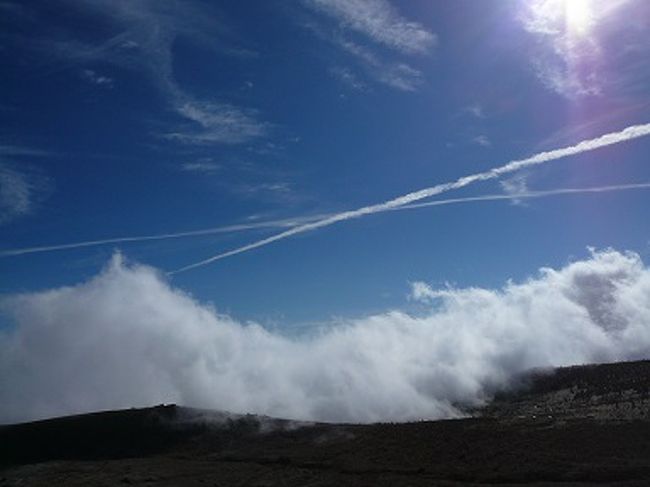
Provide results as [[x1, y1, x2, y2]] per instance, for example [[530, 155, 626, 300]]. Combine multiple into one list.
[[170, 123, 650, 274], [0, 215, 324, 258], [3, 182, 649, 259], [398, 182, 650, 212]]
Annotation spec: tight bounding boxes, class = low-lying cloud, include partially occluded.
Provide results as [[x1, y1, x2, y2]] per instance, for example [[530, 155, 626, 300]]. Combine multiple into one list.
[[2, 249, 650, 424]]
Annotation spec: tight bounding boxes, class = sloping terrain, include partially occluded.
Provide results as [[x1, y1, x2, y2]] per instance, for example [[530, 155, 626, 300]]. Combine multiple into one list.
[[482, 359, 650, 421], [1, 360, 650, 486]]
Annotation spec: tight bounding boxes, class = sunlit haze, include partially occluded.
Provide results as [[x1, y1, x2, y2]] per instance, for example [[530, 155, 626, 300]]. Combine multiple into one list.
[[565, 0, 595, 34]]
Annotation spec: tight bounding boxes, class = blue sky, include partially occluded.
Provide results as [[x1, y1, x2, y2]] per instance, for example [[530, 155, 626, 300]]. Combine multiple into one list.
[[2, 0, 650, 327]]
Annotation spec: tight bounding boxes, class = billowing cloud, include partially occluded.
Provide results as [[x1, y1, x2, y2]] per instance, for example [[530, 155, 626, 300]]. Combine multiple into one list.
[[1, 249, 650, 424]]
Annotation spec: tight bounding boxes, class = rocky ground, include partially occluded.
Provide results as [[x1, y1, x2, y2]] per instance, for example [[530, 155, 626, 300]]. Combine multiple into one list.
[[482, 359, 650, 422], [2, 360, 650, 486]]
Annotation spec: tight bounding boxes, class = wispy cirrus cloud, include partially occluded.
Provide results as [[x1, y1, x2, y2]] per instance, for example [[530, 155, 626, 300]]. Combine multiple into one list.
[[0, 164, 32, 224], [301, 0, 434, 92], [329, 66, 367, 91], [464, 104, 486, 119], [520, 0, 602, 97], [519, 0, 644, 98], [166, 100, 269, 145], [305, 0, 435, 54], [33, 0, 269, 145], [499, 174, 530, 206], [0, 145, 51, 225], [181, 159, 221, 174], [0, 145, 51, 158], [81, 69, 114, 88], [472, 135, 492, 148], [226, 181, 299, 205], [335, 38, 424, 92], [0, 161, 50, 225]]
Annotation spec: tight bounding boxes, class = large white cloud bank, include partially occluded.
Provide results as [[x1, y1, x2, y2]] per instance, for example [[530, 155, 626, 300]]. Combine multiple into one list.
[[1, 249, 650, 424]]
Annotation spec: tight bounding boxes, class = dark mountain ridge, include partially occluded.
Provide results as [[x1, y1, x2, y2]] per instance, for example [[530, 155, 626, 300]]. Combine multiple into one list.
[[2, 359, 650, 486]]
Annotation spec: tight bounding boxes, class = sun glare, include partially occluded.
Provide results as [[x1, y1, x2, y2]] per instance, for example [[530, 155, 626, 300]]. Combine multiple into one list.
[[564, 0, 594, 35], [526, 0, 599, 38]]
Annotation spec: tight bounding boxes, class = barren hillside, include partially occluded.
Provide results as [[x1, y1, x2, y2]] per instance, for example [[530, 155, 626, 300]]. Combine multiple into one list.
[[2, 360, 650, 486]]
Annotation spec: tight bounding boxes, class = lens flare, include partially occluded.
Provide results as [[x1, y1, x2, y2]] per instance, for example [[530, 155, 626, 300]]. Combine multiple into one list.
[[565, 0, 594, 35], [524, 0, 598, 37]]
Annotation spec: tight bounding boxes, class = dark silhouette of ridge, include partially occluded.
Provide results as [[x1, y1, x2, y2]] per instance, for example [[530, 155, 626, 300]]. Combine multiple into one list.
[[1, 359, 650, 486], [0, 405, 192, 465]]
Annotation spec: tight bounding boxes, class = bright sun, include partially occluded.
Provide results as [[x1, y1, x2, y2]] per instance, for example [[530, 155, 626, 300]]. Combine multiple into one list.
[[564, 0, 595, 35]]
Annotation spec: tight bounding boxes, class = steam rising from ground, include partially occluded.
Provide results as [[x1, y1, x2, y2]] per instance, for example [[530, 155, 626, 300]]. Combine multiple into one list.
[[1, 249, 650, 424]]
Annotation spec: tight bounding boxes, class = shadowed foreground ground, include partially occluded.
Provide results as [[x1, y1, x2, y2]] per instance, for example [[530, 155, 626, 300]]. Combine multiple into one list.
[[1, 360, 650, 486]]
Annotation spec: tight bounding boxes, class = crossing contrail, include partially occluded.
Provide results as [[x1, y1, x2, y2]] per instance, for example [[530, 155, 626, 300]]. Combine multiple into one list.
[[0, 215, 324, 257], [170, 123, 650, 274], [397, 182, 650, 212], [2, 182, 649, 260]]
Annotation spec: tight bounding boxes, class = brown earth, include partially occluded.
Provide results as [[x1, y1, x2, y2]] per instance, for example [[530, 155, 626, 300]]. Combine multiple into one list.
[[2, 359, 650, 486]]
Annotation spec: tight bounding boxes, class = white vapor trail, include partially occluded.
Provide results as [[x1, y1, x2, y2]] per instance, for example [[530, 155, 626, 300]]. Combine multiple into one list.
[[171, 123, 650, 274], [2, 182, 648, 259], [398, 182, 650, 212], [0, 215, 322, 258]]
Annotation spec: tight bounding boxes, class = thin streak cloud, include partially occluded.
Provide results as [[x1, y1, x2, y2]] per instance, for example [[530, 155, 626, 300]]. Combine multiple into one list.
[[399, 182, 650, 212], [0, 216, 323, 258], [3, 182, 649, 259], [171, 123, 650, 274]]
